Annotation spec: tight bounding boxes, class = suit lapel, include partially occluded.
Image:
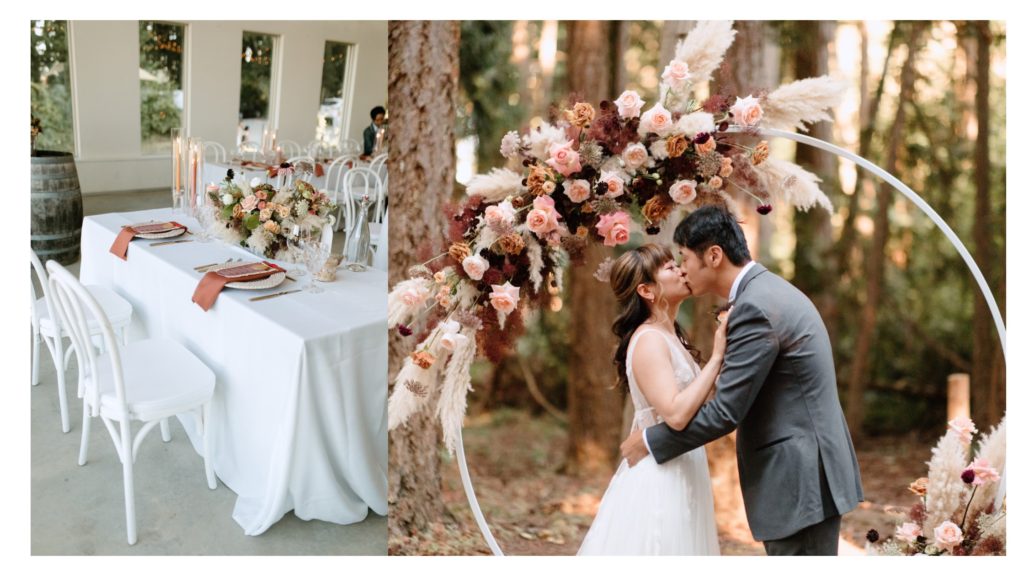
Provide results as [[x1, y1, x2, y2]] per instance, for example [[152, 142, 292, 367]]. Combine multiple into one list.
[[734, 263, 768, 302]]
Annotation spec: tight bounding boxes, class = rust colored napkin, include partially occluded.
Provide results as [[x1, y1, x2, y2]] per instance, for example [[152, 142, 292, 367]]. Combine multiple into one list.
[[314, 163, 325, 178], [191, 261, 285, 311], [109, 221, 187, 260]]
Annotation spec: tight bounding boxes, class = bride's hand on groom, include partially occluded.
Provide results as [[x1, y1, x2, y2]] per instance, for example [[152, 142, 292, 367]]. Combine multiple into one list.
[[711, 307, 731, 362], [621, 428, 649, 467]]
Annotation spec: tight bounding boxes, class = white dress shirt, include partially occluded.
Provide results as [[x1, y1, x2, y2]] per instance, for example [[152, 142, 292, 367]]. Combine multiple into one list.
[[641, 260, 758, 457]]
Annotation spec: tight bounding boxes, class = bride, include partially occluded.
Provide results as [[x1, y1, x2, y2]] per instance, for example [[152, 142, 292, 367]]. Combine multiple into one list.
[[578, 244, 727, 555]]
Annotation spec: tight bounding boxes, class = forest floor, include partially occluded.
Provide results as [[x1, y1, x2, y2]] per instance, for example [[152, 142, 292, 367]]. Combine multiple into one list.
[[388, 408, 936, 556]]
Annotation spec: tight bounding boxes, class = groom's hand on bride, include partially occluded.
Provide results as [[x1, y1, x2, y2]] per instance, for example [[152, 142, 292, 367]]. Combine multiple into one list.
[[621, 428, 649, 467]]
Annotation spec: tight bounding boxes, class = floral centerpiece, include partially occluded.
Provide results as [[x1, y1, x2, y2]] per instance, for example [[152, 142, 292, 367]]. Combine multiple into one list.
[[387, 20, 844, 453], [866, 416, 1006, 556], [207, 166, 336, 261]]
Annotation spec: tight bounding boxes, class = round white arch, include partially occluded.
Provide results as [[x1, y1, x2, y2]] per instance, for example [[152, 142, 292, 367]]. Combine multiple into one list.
[[452, 127, 1006, 555]]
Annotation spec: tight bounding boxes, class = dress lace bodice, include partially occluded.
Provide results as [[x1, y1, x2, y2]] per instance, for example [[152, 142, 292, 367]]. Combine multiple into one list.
[[625, 327, 701, 431]]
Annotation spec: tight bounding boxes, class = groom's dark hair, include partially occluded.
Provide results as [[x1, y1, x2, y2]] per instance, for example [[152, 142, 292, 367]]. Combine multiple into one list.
[[674, 206, 752, 266]]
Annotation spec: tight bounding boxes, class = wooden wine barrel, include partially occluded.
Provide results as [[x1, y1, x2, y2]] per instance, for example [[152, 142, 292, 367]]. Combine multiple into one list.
[[31, 151, 83, 265]]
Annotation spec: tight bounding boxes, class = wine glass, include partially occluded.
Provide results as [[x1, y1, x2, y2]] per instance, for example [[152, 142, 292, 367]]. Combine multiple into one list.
[[284, 223, 306, 277], [300, 226, 331, 294]]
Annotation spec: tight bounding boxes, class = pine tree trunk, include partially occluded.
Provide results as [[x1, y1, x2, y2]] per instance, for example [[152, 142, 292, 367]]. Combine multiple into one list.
[[846, 24, 923, 444], [386, 20, 460, 540], [564, 20, 624, 475], [792, 21, 839, 337]]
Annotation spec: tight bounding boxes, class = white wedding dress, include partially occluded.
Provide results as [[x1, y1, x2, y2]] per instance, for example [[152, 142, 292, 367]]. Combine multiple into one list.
[[577, 327, 720, 555]]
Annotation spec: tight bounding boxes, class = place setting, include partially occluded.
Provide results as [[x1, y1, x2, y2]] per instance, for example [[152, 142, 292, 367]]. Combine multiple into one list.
[[108, 220, 191, 259]]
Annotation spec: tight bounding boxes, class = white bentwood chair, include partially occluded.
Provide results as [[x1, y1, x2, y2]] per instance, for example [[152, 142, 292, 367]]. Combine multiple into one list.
[[339, 138, 362, 157], [31, 250, 133, 433], [47, 261, 217, 545], [278, 139, 302, 158], [203, 141, 227, 163], [324, 154, 361, 231]]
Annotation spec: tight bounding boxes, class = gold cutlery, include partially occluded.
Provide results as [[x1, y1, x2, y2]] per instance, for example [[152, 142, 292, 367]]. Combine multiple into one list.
[[194, 258, 239, 272], [249, 289, 302, 302], [151, 239, 194, 247]]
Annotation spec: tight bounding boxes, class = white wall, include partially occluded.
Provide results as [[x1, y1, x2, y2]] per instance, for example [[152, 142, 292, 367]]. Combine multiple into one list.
[[68, 20, 387, 194]]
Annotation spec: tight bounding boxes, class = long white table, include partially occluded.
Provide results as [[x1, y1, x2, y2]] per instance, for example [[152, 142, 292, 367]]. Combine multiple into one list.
[[79, 208, 387, 535]]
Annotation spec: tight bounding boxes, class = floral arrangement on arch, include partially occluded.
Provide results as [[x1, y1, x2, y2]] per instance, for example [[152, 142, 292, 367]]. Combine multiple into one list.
[[865, 416, 1006, 556], [207, 168, 336, 260], [388, 20, 844, 453]]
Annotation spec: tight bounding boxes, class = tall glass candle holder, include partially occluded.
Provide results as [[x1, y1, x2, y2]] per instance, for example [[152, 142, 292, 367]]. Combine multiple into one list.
[[171, 128, 184, 213]]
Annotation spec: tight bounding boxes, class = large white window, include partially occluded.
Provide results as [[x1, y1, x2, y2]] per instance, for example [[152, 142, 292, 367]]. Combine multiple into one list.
[[30, 20, 75, 153], [139, 21, 186, 155]]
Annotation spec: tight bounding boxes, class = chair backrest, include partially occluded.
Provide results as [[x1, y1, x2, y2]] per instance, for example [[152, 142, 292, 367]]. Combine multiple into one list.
[[237, 141, 260, 161], [325, 154, 361, 200], [203, 141, 226, 163], [279, 139, 302, 158], [341, 167, 382, 233], [368, 153, 388, 180], [29, 249, 49, 333], [373, 211, 388, 271], [339, 138, 362, 156], [308, 141, 341, 161], [46, 261, 127, 419]]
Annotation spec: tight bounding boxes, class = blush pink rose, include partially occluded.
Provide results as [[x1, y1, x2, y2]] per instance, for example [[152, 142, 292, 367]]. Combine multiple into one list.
[[489, 282, 520, 315], [599, 170, 626, 198], [241, 195, 259, 212], [730, 95, 764, 128], [948, 416, 977, 443], [708, 176, 723, 189], [639, 102, 675, 137], [894, 522, 922, 543], [400, 284, 430, 307], [596, 211, 631, 247], [661, 58, 692, 91], [669, 179, 698, 205], [462, 254, 490, 281], [545, 140, 582, 176], [564, 179, 591, 203], [933, 521, 964, 552], [526, 194, 562, 235], [614, 90, 645, 119], [622, 143, 650, 171], [966, 457, 1001, 486], [484, 200, 516, 229]]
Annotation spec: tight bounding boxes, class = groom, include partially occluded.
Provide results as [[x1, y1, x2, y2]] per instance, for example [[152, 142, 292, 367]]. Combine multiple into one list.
[[621, 205, 863, 555]]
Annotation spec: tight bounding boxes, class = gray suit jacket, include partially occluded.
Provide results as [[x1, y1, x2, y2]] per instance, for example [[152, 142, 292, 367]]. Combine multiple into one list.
[[646, 264, 863, 541]]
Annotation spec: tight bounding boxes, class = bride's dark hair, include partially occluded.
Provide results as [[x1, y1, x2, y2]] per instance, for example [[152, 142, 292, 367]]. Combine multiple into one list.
[[609, 244, 701, 388]]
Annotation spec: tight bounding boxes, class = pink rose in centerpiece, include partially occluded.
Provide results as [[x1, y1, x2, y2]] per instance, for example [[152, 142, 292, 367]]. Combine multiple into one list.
[[965, 457, 1001, 486], [564, 179, 591, 203], [545, 140, 582, 176], [730, 95, 764, 128], [489, 282, 520, 315], [622, 143, 650, 172], [661, 58, 692, 91], [669, 179, 698, 205], [400, 283, 430, 308], [462, 253, 490, 281], [614, 90, 645, 119], [639, 102, 675, 137], [241, 195, 259, 212], [599, 170, 626, 198], [933, 521, 964, 552], [596, 211, 631, 247], [948, 416, 977, 443], [484, 200, 516, 229], [894, 522, 922, 543], [526, 195, 562, 235]]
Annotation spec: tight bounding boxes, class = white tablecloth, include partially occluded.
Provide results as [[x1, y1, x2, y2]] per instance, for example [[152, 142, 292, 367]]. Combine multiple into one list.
[[79, 208, 386, 535]]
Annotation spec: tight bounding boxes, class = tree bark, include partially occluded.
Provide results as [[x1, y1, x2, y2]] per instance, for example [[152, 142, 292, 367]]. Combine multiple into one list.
[[792, 21, 839, 337], [846, 24, 923, 444], [386, 21, 460, 540], [564, 20, 624, 475], [969, 21, 996, 429]]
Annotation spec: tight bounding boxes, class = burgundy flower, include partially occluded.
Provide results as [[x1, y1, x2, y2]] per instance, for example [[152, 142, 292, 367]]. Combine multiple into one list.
[[397, 324, 413, 337], [693, 132, 711, 145], [718, 121, 730, 132], [645, 225, 661, 235], [756, 204, 773, 215], [961, 468, 976, 484], [866, 529, 879, 543], [226, 168, 235, 182]]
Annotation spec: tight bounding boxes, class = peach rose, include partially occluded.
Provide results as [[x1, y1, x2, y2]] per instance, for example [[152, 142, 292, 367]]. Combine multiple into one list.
[[489, 282, 520, 315], [542, 181, 556, 194], [613, 90, 645, 119], [719, 156, 734, 178], [895, 522, 922, 544], [966, 457, 1001, 486], [669, 179, 698, 205], [400, 283, 430, 307], [622, 143, 650, 172], [666, 134, 689, 158], [695, 134, 717, 156], [241, 195, 259, 212], [526, 194, 562, 235], [595, 211, 631, 247], [933, 521, 964, 552], [462, 254, 490, 281], [440, 331, 468, 351], [545, 140, 582, 176], [599, 170, 626, 198], [565, 179, 591, 203], [730, 95, 764, 128], [708, 176, 723, 189], [908, 477, 928, 497], [434, 270, 447, 284], [568, 102, 595, 128], [639, 102, 675, 137], [948, 416, 977, 443], [259, 206, 275, 222], [661, 58, 692, 91], [484, 200, 517, 229]]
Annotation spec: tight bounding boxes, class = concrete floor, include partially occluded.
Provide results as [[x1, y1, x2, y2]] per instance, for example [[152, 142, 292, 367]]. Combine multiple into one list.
[[31, 189, 383, 555]]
